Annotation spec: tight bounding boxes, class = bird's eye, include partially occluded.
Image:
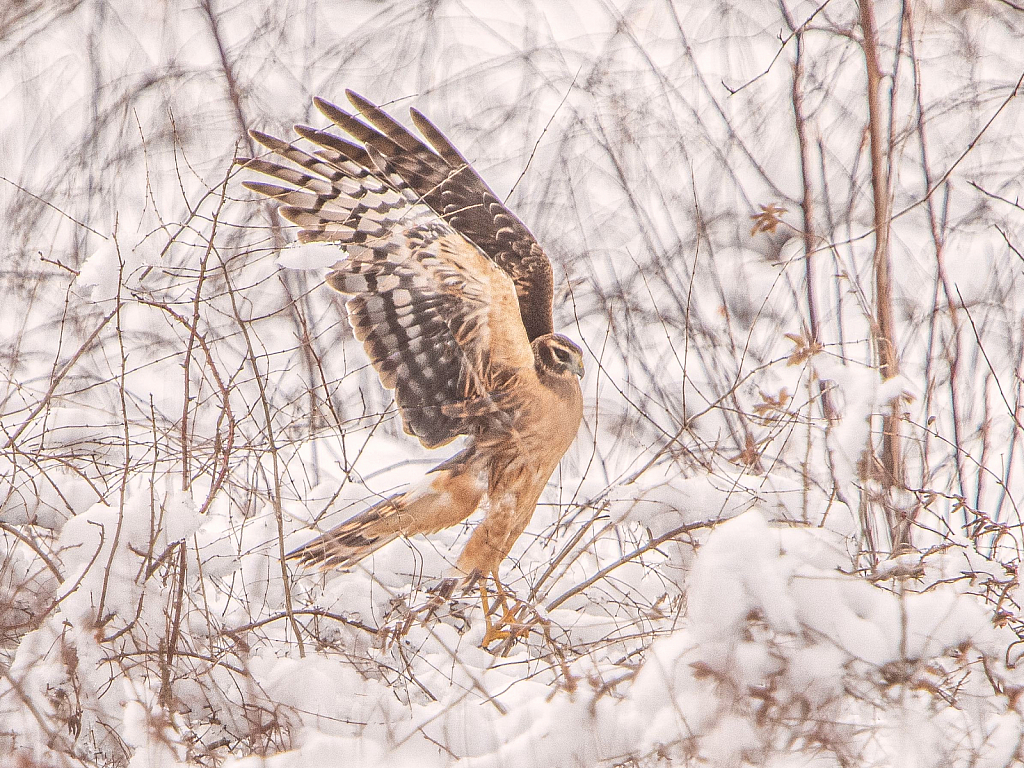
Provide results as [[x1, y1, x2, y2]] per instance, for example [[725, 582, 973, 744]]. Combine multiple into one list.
[[554, 348, 570, 362]]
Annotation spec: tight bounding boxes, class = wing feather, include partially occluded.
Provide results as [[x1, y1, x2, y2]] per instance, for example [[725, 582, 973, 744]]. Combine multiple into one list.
[[241, 110, 535, 448], [310, 91, 555, 341]]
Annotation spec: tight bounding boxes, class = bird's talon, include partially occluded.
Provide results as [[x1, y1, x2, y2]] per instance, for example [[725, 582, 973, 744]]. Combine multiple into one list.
[[478, 577, 538, 649]]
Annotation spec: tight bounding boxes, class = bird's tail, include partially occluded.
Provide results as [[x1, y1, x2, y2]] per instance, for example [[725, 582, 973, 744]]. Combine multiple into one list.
[[287, 448, 487, 571]]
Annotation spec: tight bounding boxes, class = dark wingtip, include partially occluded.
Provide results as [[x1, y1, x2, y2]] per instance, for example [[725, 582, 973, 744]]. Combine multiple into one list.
[[242, 180, 291, 200], [314, 96, 349, 123], [294, 123, 332, 144], [407, 107, 433, 136], [249, 129, 289, 151], [409, 107, 469, 166], [345, 89, 371, 112]]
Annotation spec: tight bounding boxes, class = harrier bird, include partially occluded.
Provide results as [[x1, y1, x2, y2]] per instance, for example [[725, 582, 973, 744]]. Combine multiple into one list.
[[242, 92, 584, 638]]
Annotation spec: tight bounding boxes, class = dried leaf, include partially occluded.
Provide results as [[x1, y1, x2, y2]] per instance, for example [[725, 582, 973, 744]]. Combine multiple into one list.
[[785, 331, 823, 366], [753, 387, 791, 418], [750, 203, 787, 236]]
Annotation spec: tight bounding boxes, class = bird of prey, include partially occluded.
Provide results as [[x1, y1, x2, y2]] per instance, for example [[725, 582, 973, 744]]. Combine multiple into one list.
[[241, 91, 584, 641]]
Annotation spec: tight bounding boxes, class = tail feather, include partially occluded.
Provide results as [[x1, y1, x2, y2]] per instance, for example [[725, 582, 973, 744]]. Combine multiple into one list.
[[288, 448, 487, 571], [287, 496, 405, 570]]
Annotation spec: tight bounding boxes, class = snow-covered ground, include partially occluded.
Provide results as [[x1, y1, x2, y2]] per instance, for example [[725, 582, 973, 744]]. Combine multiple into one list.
[[2, 0, 1024, 765]]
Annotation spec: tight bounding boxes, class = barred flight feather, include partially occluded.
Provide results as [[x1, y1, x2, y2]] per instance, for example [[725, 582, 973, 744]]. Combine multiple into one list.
[[243, 93, 585, 582]]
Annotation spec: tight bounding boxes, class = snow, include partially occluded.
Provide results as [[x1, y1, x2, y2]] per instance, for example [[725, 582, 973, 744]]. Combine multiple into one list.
[[275, 242, 345, 271], [2, 0, 1024, 765]]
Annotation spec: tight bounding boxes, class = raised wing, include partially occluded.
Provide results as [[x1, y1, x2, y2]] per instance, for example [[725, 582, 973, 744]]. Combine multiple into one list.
[[309, 91, 555, 341], [240, 118, 536, 448]]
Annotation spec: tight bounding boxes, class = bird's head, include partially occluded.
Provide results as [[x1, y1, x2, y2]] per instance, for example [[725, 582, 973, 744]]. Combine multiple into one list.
[[534, 334, 585, 379]]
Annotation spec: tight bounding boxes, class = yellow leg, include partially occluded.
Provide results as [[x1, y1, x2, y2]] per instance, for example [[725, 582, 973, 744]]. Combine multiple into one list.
[[479, 580, 509, 647], [479, 572, 532, 649], [490, 572, 512, 616]]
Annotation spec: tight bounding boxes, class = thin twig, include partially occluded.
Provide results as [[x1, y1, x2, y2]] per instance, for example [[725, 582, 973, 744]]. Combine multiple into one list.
[[545, 518, 713, 611]]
